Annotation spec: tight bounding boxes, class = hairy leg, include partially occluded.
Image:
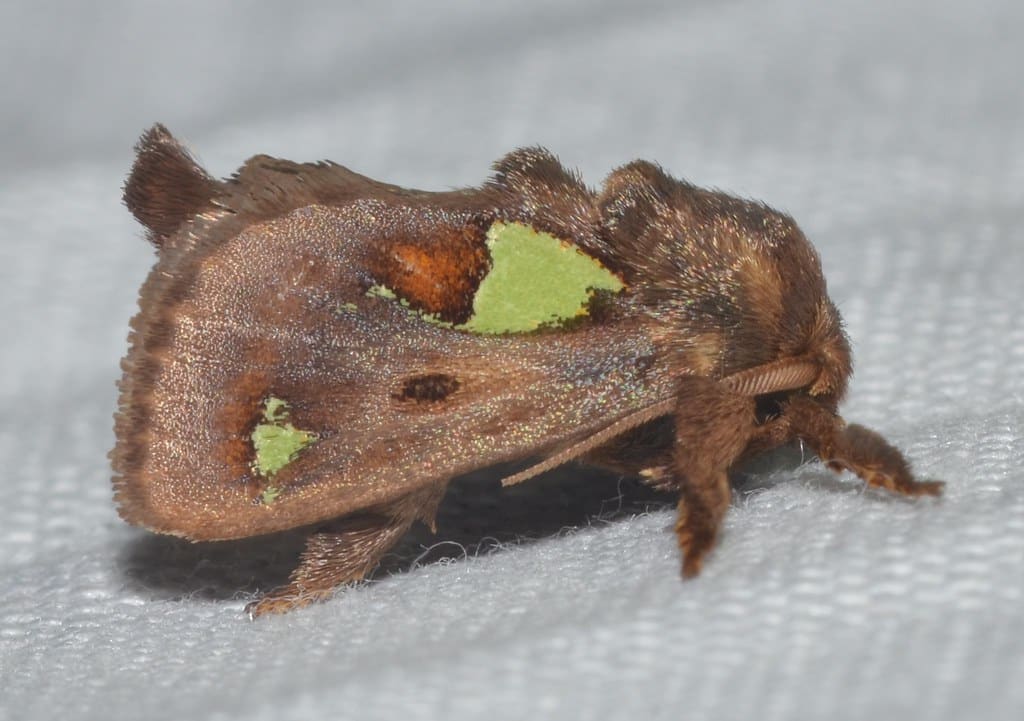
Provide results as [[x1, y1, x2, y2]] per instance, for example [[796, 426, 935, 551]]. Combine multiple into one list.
[[672, 377, 759, 576], [670, 389, 940, 579], [583, 416, 677, 491], [784, 396, 943, 496], [246, 482, 447, 617]]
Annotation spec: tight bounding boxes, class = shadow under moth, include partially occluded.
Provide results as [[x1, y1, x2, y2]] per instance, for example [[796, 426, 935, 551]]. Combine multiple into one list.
[[112, 124, 942, 617]]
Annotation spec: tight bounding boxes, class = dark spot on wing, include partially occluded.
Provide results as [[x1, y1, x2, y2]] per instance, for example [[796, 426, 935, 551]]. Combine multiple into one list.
[[394, 373, 461, 403]]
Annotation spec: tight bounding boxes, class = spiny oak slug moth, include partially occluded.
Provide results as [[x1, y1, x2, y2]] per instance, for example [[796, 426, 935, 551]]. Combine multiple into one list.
[[112, 124, 942, 617]]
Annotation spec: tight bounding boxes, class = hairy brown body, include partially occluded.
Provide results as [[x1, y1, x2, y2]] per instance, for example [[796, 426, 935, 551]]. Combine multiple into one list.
[[113, 125, 940, 616]]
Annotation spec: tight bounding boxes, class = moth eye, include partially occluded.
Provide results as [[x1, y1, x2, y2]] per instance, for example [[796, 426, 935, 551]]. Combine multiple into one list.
[[394, 373, 461, 403], [754, 392, 787, 425]]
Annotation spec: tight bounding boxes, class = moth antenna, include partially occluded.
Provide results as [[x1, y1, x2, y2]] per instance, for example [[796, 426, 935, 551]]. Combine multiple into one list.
[[504, 356, 820, 488], [501, 399, 675, 487], [720, 357, 820, 396], [123, 123, 224, 247]]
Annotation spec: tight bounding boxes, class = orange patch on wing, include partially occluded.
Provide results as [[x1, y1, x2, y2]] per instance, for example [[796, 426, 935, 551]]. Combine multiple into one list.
[[374, 223, 490, 324], [212, 367, 277, 481]]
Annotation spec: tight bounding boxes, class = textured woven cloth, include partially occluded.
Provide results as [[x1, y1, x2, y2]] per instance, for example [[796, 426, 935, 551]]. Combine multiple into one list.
[[2, 2, 1022, 720]]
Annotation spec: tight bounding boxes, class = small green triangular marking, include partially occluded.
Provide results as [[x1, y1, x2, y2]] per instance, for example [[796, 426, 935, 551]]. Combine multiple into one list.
[[251, 397, 318, 484]]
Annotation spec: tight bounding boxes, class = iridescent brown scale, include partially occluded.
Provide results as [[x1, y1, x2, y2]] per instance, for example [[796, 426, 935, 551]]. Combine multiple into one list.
[[112, 124, 941, 617]]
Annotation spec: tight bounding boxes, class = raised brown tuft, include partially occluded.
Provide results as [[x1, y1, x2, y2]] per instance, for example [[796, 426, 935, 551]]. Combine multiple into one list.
[[122, 123, 224, 246]]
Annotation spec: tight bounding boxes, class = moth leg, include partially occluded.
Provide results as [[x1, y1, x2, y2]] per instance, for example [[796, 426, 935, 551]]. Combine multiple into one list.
[[246, 483, 447, 618], [743, 414, 796, 457], [584, 417, 677, 491], [785, 396, 943, 497], [245, 515, 409, 618], [672, 378, 758, 577]]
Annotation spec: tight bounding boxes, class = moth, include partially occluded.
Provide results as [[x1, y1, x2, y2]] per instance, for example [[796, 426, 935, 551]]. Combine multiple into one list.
[[112, 124, 942, 617]]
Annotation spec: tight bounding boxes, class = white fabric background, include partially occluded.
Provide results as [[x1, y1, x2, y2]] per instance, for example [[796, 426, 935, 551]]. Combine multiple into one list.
[[1, 1, 1022, 720]]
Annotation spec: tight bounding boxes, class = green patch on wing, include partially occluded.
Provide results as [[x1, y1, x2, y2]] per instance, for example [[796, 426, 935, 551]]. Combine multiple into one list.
[[367, 221, 624, 334], [251, 397, 318, 484], [463, 221, 624, 333], [366, 285, 451, 328], [365, 285, 398, 301], [259, 486, 282, 505]]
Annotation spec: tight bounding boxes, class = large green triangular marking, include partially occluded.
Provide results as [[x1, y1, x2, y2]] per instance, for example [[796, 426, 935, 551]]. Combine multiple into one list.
[[461, 222, 624, 333]]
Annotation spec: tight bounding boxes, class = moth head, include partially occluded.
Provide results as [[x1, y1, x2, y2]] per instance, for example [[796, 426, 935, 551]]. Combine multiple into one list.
[[679, 190, 854, 406], [597, 162, 851, 388], [721, 295, 852, 418], [804, 298, 852, 404]]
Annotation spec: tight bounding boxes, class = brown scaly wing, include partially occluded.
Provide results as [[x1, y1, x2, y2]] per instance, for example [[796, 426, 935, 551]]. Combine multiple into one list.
[[112, 129, 678, 541], [112, 203, 677, 540]]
